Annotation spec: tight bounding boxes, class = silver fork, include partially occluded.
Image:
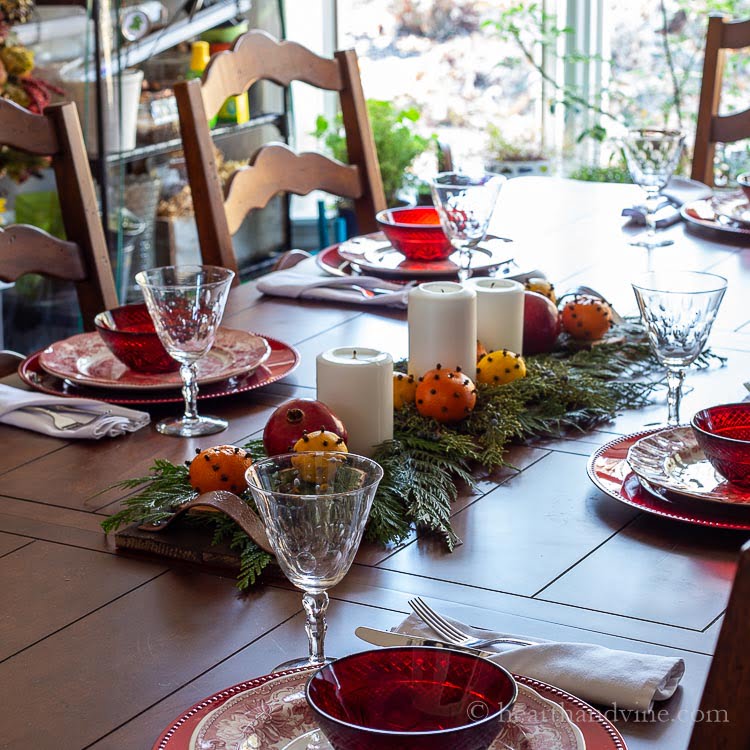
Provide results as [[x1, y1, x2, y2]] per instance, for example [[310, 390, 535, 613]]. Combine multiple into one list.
[[408, 597, 537, 648], [21, 406, 102, 431]]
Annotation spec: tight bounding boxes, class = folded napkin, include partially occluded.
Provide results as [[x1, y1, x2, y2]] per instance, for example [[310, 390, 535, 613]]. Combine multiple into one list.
[[396, 613, 684, 711], [622, 176, 714, 228], [257, 256, 413, 308], [0, 384, 151, 439]]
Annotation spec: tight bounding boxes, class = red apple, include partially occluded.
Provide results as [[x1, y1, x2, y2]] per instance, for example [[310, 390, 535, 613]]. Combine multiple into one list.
[[263, 398, 348, 456], [523, 290, 561, 355]]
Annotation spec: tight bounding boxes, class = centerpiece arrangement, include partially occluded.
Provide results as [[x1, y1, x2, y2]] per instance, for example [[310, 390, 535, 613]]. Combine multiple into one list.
[[102, 280, 724, 590]]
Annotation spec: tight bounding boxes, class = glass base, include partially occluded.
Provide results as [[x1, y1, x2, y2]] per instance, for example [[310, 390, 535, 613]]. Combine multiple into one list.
[[155, 414, 228, 437], [273, 655, 335, 672], [629, 236, 673, 249]]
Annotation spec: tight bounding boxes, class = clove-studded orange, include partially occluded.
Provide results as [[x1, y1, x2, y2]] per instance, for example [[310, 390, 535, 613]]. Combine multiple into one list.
[[415, 365, 477, 423], [393, 372, 418, 410], [560, 295, 613, 341], [476, 349, 527, 385], [188, 445, 253, 494], [292, 429, 348, 484]]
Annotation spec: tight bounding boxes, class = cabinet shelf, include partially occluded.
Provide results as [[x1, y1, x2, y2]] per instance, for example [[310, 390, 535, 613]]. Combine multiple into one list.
[[105, 112, 286, 166]]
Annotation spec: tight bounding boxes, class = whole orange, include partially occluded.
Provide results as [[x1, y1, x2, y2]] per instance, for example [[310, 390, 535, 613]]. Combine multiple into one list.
[[415, 365, 477, 423], [189, 445, 253, 494], [560, 296, 613, 341]]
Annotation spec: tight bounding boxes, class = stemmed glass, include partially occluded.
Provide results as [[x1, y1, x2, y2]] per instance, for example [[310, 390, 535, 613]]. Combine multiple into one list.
[[245, 452, 383, 670], [632, 271, 727, 426], [135, 265, 234, 437], [431, 171, 505, 281], [621, 128, 685, 249]]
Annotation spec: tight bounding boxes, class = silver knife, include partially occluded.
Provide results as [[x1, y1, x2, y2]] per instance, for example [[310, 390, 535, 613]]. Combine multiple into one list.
[[355, 626, 494, 658]]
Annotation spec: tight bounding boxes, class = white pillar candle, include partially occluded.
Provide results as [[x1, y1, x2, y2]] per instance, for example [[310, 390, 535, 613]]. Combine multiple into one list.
[[316, 347, 393, 457], [465, 278, 524, 354], [408, 282, 477, 378]]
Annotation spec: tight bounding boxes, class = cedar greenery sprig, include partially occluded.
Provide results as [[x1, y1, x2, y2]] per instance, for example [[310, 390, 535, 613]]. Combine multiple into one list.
[[100, 318, 726, 589]]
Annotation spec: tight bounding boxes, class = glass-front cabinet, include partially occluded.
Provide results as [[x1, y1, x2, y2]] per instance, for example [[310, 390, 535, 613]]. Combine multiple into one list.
[[2, 0, 287, 352]]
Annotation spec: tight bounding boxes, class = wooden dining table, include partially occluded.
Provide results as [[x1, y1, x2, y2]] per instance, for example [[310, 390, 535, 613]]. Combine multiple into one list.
[[1, 176, 749, 750]]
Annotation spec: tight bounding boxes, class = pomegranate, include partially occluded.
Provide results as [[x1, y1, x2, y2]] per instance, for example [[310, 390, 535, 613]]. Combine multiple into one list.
[[262, 398, 348, 456], [522, 291, 561, 355]]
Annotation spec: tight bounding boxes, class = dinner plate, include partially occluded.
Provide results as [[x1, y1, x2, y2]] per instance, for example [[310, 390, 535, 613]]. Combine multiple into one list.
[[711, 192, 750, 226], [316, 233, 517, 280], [18, 335, 299, 406], [681, 198, 750, 239], [38, 328, 271, 391], [588, 429, 750, 530], [274, 682, 584, 750], [627, 426, 750, 506], [152, 667, 626, 750]]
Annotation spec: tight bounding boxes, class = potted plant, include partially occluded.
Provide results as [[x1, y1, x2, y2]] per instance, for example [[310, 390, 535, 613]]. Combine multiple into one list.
[[314, 99, 433, 207], [485, 125, 551, 178]]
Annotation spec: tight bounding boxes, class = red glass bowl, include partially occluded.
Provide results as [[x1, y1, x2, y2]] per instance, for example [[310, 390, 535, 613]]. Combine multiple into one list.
[[94, 303, 179, 374], [375, 207, 453, 261], [306, 647, 517, 750], [692, 403, 750, 487], [737, 172, 750, 202]]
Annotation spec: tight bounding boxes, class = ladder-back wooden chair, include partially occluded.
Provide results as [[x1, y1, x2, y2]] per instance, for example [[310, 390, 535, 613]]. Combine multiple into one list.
[[0, 98, 118, 329], [692, 14, 750, 186], [174, 30, 387, 281], [687, 539, 750, 749]]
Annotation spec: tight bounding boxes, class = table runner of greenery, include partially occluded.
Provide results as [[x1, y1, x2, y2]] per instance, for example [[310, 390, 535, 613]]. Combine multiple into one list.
[[102, 319, 725, 589]]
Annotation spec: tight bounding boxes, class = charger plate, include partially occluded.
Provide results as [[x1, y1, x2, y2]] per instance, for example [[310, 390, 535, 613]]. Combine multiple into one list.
[[38, 328, 271, 391], [18, 335, 299, 406], [588, 429, 750, 530], [316, 234, 517, 280], [152, 667, 625, 750]]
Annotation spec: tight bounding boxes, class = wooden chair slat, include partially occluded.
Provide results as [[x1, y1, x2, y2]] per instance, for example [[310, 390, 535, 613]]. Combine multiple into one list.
[[692, 14, 750, 186], [201, 30, 343, 120], [0, 99, 58, 155], [224, 145, 363, 235], [711, 107, 750, 144], [0, 99, 118, 333], [721, 17, 750, 48], [0, 225, 86, 281], [175, 31, 386, 275]]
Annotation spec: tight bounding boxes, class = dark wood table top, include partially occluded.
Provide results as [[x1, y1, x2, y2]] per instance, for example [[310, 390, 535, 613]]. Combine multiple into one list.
[[2, 177, 748, 750]]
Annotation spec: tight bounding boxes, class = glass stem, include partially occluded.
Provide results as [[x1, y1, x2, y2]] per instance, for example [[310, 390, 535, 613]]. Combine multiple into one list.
[[644, 190, 660, 237], [303, 591, 329, 665], [180, 363, 199, 421], [666, 367, 685, 426], [457, 246, 472, 282]]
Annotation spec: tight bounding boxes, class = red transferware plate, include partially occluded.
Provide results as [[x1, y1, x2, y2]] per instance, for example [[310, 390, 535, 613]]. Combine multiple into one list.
[[18, 335, 299, 406], [151, 667, 626, 750], [588, 430, 750, 530]]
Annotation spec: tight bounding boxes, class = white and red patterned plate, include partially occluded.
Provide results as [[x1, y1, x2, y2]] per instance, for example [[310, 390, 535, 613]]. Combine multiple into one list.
[[38, 328, 271, 391], [152, 667, 626, 750], [627, 426, 750, 506], [268, 681, 585, 750]]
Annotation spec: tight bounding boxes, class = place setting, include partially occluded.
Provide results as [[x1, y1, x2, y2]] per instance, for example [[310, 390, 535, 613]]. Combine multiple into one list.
[[150, 449, 650, 750], [6, 265, 300, 435], [255, 170, 542, 308], [680, 172, 750, 240]]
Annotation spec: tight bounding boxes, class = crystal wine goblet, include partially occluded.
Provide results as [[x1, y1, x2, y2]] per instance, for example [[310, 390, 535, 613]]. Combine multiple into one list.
[[246, 452, 383, 671], [135, 265, 234, 437], [632, 271, 727, 426], [431, 171, 505, 282], [621, 128, 685, 250]]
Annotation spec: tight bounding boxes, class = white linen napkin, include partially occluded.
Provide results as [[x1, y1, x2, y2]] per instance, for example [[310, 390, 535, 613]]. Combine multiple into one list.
[[256, 257, 413, 308], [0, 384, 151, 439], [396, 613, 684, 711], [622, 176, 713, 228]]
